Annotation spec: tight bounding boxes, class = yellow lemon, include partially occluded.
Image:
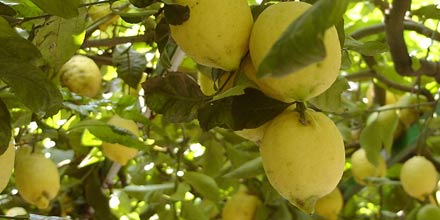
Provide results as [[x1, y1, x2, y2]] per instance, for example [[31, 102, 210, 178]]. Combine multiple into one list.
[[169, 0, 253, 71], [350, 148, 387, 185], [222, 190, 262, 220], [15, 147, 60, 209], [400, 156, 438, 200], [249, 1, 341, 102], [102, 115, 140, 165], [314, 187, 344, 220], [260, 109, 345, 213], [0, 139, 15, 193], [59, 55, 102, 98]]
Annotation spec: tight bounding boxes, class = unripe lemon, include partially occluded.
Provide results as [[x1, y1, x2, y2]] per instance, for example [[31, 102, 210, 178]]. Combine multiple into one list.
[[197, 72, 235, 96], [0, 139, 15, 192], [417, 204, 440, 220], [249, 1, 341, 102], [400, 156, 438, 200], [15, 147, 60, 209], [169, 0, 253, 71], [314, 187, 344, 220], [350, 148, 387, 185], [102, 115, 140, 165], [260, 109, 345, 213], [59, 55, 102, 98], [222, 190, 262, 220]]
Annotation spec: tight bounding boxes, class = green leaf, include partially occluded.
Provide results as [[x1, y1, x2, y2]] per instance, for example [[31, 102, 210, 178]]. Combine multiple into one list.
[[84, 169, 118, 220], [142, 72, 209, 123], [223, 156, 264, 179], [32, 8, 86, 79], [308, 76, 349, 113], [182, 171, 220, 201], [169, 182, 191, 201], [359, 109, 399, 165], [412, 4, 440, 20], [0, 98, 11, 155], [198, 88, 290, 131], [68, 119, 149, 150], [30, 0, 80, 18], [0, 2, 16, 16], [113, 45, 147, 88], [0, 61, 63, 115], [164, 4, 189, 25], [123, 182, 175, 192], [0, 17, 42, 63], [344, 37, 388, 56], [257, 0, 348, 78], [180, 201, 210, 220]]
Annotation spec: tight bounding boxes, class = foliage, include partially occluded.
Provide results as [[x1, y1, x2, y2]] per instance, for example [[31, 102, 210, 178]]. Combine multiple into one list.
[[1, 0, 440, 220]]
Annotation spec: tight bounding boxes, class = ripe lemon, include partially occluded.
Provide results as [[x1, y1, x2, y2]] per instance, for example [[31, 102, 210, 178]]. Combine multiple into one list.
[[15, 147, 60, 209], [197, 72, 235, 96], [417, 204, 440, 220], [249, 1, 341, 102], [314, 187, 344, 220], [102, 115, 140, 165], [0, 139, 15, 193], [400, 156, 438, 200], [350, 148, 387, 185], [59, 55, 102, 98], [260, 109, 345, 213], [169, 0, 253, 71], [222, 189, 262, 220]]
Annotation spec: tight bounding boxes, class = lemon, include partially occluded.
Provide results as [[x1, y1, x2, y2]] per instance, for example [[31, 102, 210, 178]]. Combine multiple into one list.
[[169, 0, 253, 71], [197, 72, 235, 96], [59, 55, 102, 98], [249, 1, 341, 102], [350, 148, 387, 185], [260, 109, 345, 213], [0, 139, 15, 193], [15, 147, 60, 209], [417, 204, 440, 220], [395, 93, 430, 128], [102, 115, 140, 165], [314, 187, 344, 220], [222, 189, 262, 220], [400, 156, 438, 200]]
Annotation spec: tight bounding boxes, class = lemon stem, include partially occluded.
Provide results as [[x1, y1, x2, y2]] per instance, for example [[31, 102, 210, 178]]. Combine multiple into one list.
[[295, 102, 308, 125]]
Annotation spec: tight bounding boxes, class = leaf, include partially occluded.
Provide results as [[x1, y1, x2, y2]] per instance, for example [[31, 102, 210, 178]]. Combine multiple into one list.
[[68, 119, 149, 150], [223, 156, 264, 179], [30, 0, 80, 18], [32, 8, 86, 78], [0, 98, 11, 154], [180, 201, 210, 220], [257, 0, 348, 78], [164, 4, 189, 25], [113, 45, 147, 88], [0, 17, 42, 63], [182, 171, 220, 201], [84, 169, 118, 220], [198, 88, 290, 131], [412, 4, 440, 20], [0, 61, 63, 115], [344, 36, 388, 56], [359, 109, 399, 165], [0, 2, 16, 16], [308, 76, 349, 113], [142, 72, 209, 123], [123, 182, 175, 192]]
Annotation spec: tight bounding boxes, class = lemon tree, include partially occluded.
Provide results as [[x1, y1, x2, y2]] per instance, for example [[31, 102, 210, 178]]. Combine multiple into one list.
[[3, 0, 440, 219]]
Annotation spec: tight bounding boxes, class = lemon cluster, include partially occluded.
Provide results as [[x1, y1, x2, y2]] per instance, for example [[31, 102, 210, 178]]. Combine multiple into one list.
[[170, 0, 345, 214]]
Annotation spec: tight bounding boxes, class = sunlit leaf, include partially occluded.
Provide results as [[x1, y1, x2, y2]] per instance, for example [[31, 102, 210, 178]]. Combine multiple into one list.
[[182, 171, 220, 201], [30, 0, 80, 18]]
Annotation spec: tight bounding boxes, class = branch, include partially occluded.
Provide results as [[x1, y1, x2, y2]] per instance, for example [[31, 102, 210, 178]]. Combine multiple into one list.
[[81, 34, 154, 48]]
